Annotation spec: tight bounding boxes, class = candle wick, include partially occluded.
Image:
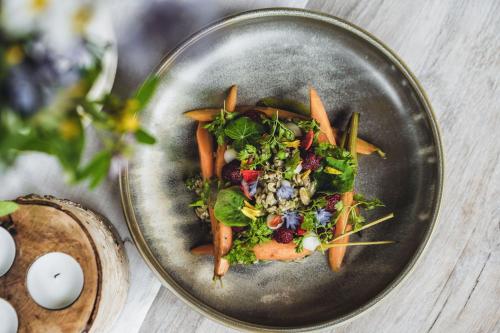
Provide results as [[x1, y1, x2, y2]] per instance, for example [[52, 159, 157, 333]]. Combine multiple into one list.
[[54, 273, 61, 278]]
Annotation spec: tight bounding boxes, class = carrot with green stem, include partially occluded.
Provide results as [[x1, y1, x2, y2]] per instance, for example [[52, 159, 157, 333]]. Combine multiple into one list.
[[215, 85, 238, 179], [328, 112, 359, 271], [196, 121, 232, 278]]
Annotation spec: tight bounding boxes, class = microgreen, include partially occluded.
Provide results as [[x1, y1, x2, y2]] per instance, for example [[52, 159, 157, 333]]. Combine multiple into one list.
[[204, 108, 239, 145]]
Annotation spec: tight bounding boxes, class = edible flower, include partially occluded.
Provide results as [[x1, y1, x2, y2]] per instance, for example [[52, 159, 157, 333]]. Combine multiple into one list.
[[277, 180, 294, 200], [241, 201, 264, 220], [283, 211, 300, 230], [316, 209, 333, 226], [324, 166, 342, 175], [283, 140, 301, 148]]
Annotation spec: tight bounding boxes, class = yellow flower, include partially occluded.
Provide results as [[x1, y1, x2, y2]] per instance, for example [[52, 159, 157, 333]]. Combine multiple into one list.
[[241, 202, 264, 221], [72, 5, 93, 33], [283, 140, 301, 148], [301, 169, 311, 180], [31, 0, 49, 12], [324, 166, 342, 175], [59, 119, 80, 139], [117, 112, 139, 132], [5, 46, 24, 66]]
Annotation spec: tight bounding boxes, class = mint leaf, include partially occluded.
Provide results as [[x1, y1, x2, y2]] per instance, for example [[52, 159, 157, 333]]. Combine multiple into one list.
[[214, 188, 251, 227], [0, 201, 18, 217]]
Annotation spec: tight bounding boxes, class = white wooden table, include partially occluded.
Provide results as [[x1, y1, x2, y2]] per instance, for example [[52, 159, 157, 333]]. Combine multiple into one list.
[[1, 0, 499, 332]]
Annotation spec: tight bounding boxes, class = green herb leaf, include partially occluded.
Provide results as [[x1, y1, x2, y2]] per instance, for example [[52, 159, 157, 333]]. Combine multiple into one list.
[[314, 144, 356, 193], [224, 217, 272, 264], [134, 75, 159, 107], [135, 128, 156, 144], [204, 109, 239, 145], [0, 201, 19, 217], [214, 188, 251, 227], [354, 193, 385, 210], [224, 117, 263, 147], [284, 149, 301, 180]]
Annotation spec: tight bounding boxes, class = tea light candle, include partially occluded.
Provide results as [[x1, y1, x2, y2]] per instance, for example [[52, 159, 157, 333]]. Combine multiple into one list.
[[27, 252, 84, 310], [0, 298, 18, 333], [0, 227, 16, 277]]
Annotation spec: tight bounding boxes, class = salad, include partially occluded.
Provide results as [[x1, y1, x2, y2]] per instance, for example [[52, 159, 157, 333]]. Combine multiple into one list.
[[185, 85, 394, 279]]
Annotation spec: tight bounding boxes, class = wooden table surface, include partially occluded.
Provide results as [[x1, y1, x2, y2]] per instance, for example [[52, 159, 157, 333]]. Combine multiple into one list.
[[1, 0, 498, 332]]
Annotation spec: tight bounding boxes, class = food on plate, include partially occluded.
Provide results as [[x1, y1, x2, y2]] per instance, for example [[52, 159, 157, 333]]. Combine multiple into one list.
[[185, 85, 394, 279]]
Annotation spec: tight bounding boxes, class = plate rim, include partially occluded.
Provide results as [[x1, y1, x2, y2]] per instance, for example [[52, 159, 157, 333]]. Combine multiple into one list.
[[119, 7, 444, 332]]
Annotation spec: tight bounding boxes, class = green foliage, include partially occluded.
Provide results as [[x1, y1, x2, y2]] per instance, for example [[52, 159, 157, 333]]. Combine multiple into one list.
[[224, 116, 264, 149], [0, 201, 18, 217], [204, 109, 239, 145], [314, 144, 356, 193], [224, 217, 272, 265], [213, 188, 251, 227]]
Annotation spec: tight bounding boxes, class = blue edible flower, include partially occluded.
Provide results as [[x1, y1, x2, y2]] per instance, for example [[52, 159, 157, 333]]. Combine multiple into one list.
[[316, 209, 333, 226], [283, 211, 300, 230], [277, 180, 294, 200]]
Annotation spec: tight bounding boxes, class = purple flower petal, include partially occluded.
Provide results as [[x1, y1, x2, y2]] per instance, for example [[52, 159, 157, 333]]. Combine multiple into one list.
[[283, 211, 300, 230], [248, 180, 258, 196], [277, 180, 294, 200], [316, 209, 333, 226]]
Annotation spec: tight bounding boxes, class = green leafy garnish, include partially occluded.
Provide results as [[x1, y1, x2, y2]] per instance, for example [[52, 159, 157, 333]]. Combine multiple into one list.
[[224, 217, 273, 264], [354, 193, 384, 210], [224, 117, 264, 148], [238, 144, 271, 170], [204, 109, 239, 145], [214, 188, 251, 227], [284, 149, 301, 180], [314, 144, 356, 193], [0, 201, 18, 217]]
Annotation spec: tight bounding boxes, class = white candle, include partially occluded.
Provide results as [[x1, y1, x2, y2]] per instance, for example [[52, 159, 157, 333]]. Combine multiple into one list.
[[26, 252, 84, 310], [0, 228, 16, 277], [0, 298, 18, 333]]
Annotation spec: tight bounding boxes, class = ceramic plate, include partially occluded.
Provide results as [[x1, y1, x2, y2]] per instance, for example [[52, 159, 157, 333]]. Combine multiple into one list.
[[120, 8, 443, 331]]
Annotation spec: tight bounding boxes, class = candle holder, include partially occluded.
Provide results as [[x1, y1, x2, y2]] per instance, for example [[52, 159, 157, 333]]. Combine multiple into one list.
[[0, 195, 129, 332]]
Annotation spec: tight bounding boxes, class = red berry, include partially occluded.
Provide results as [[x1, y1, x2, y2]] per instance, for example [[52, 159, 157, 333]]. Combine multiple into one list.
[[241, 169, 260, 183], [296, 216, 306, 235], [302, 151, 322, 171], [301, 130, 314, 150], [222, 160, 242, 185], [273, 228, 294, 244], [325, 194, 341, 212]]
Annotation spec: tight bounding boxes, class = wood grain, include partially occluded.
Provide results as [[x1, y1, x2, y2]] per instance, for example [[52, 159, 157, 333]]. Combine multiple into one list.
[[0, 204, 99, 333]]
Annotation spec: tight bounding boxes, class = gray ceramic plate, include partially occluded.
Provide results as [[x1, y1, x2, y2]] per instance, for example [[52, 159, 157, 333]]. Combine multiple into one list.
[[120, 8, 443, 332]]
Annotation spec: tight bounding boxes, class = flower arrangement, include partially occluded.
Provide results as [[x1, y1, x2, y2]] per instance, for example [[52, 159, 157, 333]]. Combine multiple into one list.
[[0, 0, 157, 187]]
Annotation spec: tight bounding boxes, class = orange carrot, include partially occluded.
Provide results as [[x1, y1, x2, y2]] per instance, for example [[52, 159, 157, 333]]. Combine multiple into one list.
[[226, 85, 238, 112], [191, 244, 214, 255], [184, 106, 308, 122], [215, 144, 226, 179], [332, 128, 384, 156], [328, 192, 354, 271], [253, 240, 311, 261], [310, 87, 336, 145], [209, 207, 231, 277], [328, 113, 359, 271], [196, 122, 214, 180], [191, 241, 311, 261]]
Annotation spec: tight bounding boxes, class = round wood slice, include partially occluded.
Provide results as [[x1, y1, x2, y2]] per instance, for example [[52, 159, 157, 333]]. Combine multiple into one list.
[[0, 195, 128, 333]]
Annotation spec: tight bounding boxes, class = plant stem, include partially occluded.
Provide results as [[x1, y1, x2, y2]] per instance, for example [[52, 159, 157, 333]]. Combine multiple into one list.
[[321, 240, 395, 249], [348, 112, 359, 163], [333, 213, 395, 242]]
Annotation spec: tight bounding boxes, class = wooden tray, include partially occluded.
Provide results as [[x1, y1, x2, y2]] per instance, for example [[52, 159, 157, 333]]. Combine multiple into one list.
[[0, 195, 128, 333]]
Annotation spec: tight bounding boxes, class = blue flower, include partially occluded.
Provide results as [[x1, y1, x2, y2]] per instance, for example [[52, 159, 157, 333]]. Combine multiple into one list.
[[283, 211, 300, 230], [316, 209, 333, 226], [248, 180, 258, 197], [277, 180, 294, 200]]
